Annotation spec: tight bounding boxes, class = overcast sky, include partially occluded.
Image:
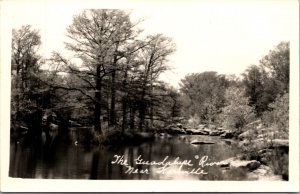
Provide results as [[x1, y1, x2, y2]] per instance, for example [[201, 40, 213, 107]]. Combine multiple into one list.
[[6, 0, 298, 87]]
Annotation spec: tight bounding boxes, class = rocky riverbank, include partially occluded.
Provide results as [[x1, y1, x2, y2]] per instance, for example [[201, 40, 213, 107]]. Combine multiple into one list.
[[218, 156, 283, 180], [161, 120, 289, 180]]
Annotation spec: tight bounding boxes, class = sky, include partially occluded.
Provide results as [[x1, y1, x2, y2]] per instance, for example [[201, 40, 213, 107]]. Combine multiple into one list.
[[5, 0, 298, 88]]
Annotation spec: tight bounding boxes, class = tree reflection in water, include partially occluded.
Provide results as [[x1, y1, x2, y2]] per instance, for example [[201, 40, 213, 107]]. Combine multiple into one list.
[[9, 133, 246, 180]]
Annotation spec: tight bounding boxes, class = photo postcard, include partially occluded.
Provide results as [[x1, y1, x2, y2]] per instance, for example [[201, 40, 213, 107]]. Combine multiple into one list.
[[0, 0, 299, 192]]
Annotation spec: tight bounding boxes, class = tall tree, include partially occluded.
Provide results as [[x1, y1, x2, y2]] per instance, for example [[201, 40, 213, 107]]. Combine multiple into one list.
[[136, 34, 176, 130], [260, 41, 289, 93], [11, 25, 42, 119], [65, 9, 140, 133], [242, 65, 264, 114], [242, 42, 290, 115]]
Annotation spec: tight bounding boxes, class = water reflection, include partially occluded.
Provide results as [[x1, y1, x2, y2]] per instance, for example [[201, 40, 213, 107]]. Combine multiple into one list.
[[9, 131, 248, 180]]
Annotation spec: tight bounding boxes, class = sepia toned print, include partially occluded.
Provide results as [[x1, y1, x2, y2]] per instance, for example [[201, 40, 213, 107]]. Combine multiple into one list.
[[6, 1, 295, 186]]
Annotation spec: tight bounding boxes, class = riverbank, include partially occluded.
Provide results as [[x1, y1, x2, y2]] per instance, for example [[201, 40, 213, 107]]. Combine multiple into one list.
[[159, 120, 289, 181]]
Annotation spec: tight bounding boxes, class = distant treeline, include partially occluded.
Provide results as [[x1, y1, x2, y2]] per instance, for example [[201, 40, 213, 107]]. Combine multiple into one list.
[[180, 41, 289, 138]]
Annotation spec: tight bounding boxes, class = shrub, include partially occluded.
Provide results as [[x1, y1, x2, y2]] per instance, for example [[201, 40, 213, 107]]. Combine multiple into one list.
[[219, 87, 255, 132], [262, 93, 289, 139], [187, 114, 201, 128]]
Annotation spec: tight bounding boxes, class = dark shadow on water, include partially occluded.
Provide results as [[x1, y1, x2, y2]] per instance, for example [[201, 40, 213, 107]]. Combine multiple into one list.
[[9, 131, 249, 180]]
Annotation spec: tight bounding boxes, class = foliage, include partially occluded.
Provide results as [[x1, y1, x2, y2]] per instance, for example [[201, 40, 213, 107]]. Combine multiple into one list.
[[260, 42, 289, 93], [242, 65, 265, 114], [243, 42, 289, 116], [11, 25, 44, 125], [179, 72, 229, 124], [262, 93, 289, 139], [57, 9, 176, 132], [187, 114, 201, 128], [220, 87, 255, 131]]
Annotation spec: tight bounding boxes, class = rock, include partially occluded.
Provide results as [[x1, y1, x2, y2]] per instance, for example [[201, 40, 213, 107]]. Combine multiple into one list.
[[209, 131, 219, 136], [238, 130, 252, 140], [176, 123, 183, 128], [270, 139, 289, 148], [203, 128, 210, 132], [247, 165, 283, 180], [199, 130, 209, 135], [209, 130, 224, 136], [186, 128, 198, 134], [219, 162, 230, 167], [190, 140, 215, 145], [258, 148, 273, 155], [220, 131, 234, 139], [219, 157, 237, 167], [197, 124, 206, 129], [230, 160, 261, 171], [220, 157, 260, 171], [165, 125, 186, 134], [217, 157, 236, 167], [186, 128, 209, 135]]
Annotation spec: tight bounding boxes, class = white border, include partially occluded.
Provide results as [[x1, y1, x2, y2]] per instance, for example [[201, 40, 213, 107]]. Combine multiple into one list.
[[1, 0, 299, 192]]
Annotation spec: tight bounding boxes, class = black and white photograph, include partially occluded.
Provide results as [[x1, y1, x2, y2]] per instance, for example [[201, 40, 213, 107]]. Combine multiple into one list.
[[0, 0, 299, 192]]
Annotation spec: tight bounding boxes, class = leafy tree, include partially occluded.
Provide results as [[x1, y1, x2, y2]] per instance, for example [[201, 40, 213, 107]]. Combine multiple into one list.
[[243, 42, 290, 116], [220, 87, 255, 131], [11, 25, 44, 126], [179, 72, 229, 124], [262, 93, 289, 139], [260, 42, 289, 93], [243, 65, 264, 114]]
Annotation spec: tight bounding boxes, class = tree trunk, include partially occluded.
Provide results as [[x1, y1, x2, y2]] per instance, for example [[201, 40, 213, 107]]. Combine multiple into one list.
[[94, 65, 102, 133], [109, 68, 116, 126], [121, 97, 127, 133], [109, 44, 119, 126], [121, 66, 129, 132], [138, 90, 146, 131], [15, 64, 21, 117], [149, 75, 154, 130], [138, 55, 153, 131], [129, 101, 136, 131]]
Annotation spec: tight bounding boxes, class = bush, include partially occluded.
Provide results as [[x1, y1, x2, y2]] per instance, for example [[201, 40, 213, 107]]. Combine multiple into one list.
[[262, 93, 289, 139], [187, 114, 201, 128], [219, 87, 255, 132]]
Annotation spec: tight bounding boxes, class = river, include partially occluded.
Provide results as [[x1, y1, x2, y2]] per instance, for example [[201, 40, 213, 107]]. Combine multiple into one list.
[[9, 129, 249, 180]]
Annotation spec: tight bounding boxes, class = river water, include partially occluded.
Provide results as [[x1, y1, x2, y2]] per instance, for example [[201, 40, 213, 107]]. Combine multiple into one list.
[[9, 129, 248, 180]]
